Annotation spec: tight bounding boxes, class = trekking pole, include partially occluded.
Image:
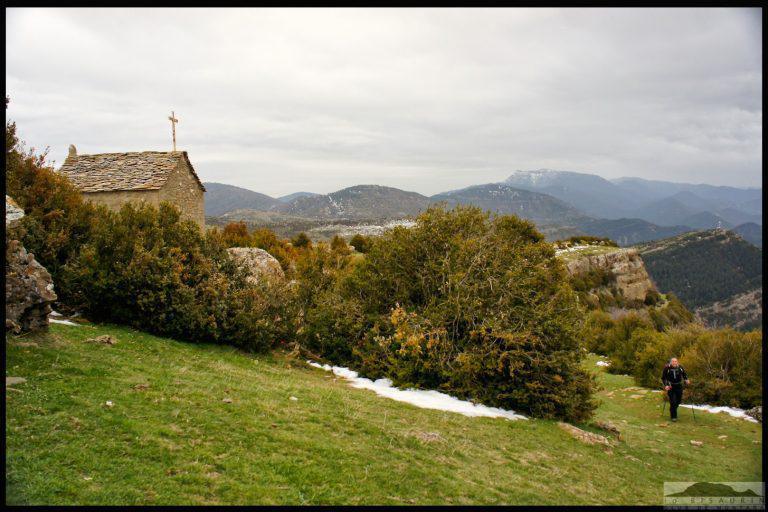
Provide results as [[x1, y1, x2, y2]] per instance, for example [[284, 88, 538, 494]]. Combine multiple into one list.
[[682, 382, 696, 423]]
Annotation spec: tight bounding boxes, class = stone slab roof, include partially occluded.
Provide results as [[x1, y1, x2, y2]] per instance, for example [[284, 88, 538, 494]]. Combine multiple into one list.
[[57, 151, 205, 193]]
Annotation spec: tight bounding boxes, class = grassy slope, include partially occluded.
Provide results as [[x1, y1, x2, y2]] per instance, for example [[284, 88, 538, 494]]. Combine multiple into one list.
[[6, 324, 762, 505]]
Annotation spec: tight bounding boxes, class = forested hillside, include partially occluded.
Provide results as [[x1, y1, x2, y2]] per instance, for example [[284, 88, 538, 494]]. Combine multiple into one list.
[[636, 229, 762, 330]]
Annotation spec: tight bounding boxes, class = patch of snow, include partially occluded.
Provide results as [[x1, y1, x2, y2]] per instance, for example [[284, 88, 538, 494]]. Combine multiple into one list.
[[555, 244, 590, 256], [49, 318, 78, 326], [596, 360, 611, 367], [680, 404, 759, 423], [311, 219, 417, 238], [49, 310, 63, 317], [307, 361, 526, 420]]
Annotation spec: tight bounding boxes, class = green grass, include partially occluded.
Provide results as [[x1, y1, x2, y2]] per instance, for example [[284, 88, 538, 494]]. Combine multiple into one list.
[[6, 324, 762, 505]]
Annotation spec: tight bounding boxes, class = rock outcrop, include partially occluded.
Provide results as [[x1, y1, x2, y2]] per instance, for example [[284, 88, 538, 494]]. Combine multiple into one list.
[[226, 247, 285, 284], [746, 406, 762, 423], [565, 248, 655, 302], [6, 196, 57, 333]]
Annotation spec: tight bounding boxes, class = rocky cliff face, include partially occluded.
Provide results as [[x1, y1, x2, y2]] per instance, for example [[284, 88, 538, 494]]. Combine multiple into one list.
[[564, 248, 655, 302], [5, 196, 57, 333]]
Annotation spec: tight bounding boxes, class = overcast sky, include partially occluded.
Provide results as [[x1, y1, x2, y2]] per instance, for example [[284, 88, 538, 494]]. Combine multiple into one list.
[[6, 8, 762, 196]]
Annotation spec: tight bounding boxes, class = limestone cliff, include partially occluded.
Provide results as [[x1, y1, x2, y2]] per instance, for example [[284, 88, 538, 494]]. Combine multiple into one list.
[[563, 248, 656, 303]]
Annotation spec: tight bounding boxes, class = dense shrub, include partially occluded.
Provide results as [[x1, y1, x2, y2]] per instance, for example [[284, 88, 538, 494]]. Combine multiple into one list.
[[571, 267, 617, 293], [633, 326, 762, 408], [218, 222, 294, 273], [581, 310, 615, 353], [5, 117, 102, 306], [643, 289, 662, 306], [221, 221, 252, 247], [633, 326, 699, 389], [349, 234, 372, 253], [291, 232, 312, 249], [330, 235, 351, 256], [555, 236, 618, 249], [294, 242, 364, 363], [302, 205, 597, 422], [601, 314, 655, 375], [60, 202, 295, 351], [647, 293, 694, 331], [681, 328, 762, 408]]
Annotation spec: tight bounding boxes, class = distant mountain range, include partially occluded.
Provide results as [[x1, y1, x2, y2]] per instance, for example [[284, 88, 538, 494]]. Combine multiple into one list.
[[636, 229, 762, 330], [278, 185, 431, 220], [204, 182, 282, 216], [431, 183, 586, 225], [506, 170, 761, 227], [277, 191, 320, 203], [203, 170, 760, 246], [505, 169, 642, 218]]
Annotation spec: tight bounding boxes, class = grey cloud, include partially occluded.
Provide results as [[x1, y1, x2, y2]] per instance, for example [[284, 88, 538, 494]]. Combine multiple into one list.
[[6, 8, 762, 196]]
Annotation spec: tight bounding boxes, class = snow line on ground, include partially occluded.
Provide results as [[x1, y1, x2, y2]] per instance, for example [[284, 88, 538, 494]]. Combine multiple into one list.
[[49, 318, 79, 326], [306, 361, 527, 420], [680, 404, 758, 423], [596, 360, 611, 367]]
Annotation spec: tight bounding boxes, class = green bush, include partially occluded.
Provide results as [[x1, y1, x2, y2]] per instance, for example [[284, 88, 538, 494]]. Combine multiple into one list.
[[330, 235, 351, 256], [603, 314, 655, 374], [647, 293, 694, 331], [643, 289, 662, 306], [633, 326, 762, 408], [571, 267, 616, 293], [302, 205, 597, 422], [294, 243, 364, 363], [291, 232, 312, 249], [349, 234, 372, 253], [581, 310, 614, 353], [678, 328, 762, 408], [61, 202, 295, 351], [5, 118, 102, 307], [633, 326, 699, 388]]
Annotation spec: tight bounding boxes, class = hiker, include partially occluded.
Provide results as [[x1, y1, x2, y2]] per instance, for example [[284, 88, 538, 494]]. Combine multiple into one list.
[[661, 357, 690, 422]]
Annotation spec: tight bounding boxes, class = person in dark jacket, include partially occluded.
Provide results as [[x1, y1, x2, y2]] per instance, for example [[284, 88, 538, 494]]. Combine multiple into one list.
[[661, 357, 690, 422]]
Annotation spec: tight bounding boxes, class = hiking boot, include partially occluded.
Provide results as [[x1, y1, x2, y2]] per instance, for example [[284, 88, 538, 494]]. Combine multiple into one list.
[[671, 418, 678, 422]]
